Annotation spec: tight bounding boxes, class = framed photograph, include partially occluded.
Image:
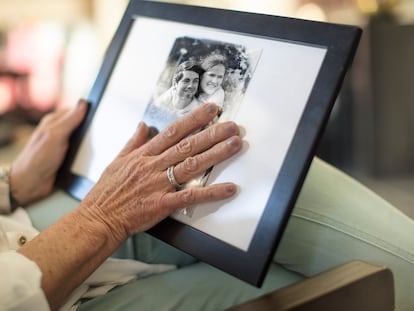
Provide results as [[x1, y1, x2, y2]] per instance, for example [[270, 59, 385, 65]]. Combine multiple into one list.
[[57, 0, 361, 286]]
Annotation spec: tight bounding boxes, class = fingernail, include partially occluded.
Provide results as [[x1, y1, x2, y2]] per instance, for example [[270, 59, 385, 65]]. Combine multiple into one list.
[[225, 184, 238, 195], [77, 99, 88, 110], [227, 137, 241, 148], [225, 123, 238, 135], [204, 103, 217, 115], [148, 126, 159, 139], [77, 99, 85, 107]]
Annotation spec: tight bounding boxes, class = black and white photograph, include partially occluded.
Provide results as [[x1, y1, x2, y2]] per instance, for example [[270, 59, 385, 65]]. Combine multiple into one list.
[[143, 36, 261, 130], [142, 36, 262, 197]]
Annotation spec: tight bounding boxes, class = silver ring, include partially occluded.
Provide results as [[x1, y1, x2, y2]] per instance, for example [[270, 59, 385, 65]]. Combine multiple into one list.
[[167, 165, 183, 190]]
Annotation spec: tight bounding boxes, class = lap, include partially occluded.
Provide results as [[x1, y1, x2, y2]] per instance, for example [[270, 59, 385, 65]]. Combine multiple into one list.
[[25, 157, 414, 310], [77, 262, 302, 311], [275, 157, 414, 311]]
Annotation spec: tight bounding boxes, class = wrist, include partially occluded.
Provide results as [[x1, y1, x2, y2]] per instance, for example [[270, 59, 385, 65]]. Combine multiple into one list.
[[8, 162, 55, 206], [0, 165, 20, 212], [73, 203, 126, 249]]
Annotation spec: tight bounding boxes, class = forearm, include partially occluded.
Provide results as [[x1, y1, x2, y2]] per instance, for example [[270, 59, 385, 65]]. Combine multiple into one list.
[[13, 103, 242, 310], [17, 207, 121, 310]]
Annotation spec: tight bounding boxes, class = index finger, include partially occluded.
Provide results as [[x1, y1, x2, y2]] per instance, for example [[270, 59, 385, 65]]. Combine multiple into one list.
[[143, 103, 219, 155]]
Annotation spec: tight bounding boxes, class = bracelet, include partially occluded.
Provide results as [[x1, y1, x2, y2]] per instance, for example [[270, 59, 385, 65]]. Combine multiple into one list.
[[0, 165, 20, 212]]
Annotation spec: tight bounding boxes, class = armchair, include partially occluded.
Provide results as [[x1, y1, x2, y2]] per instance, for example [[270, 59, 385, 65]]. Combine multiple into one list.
[[228, 260, 394, 311]]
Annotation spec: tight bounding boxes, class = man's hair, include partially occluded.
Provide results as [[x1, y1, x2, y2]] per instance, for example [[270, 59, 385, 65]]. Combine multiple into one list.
[[173, 60, 204, 85]]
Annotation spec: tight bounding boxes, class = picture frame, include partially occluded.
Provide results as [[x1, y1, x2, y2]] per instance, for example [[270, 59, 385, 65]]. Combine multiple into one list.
[[57, 0, 361, 286]]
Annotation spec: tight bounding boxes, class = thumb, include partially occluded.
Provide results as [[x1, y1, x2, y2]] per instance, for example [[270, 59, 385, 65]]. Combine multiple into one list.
[[59, 99, 89, 137], [118, 122, 149, 157]]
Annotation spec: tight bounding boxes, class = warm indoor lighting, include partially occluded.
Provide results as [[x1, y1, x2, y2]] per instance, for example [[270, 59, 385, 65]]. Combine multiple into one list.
[[356, 0, 379, 13], [157, 0, 296, 17], [356, 0, 400, 14], [296, 3, 327, 22]]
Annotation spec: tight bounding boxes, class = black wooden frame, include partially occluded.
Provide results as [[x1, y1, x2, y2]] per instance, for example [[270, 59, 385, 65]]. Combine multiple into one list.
[[57, 0, 361, 286]]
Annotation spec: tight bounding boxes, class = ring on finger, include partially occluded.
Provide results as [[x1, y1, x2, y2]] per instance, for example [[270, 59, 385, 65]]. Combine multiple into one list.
[[167, 165, 184, 190]]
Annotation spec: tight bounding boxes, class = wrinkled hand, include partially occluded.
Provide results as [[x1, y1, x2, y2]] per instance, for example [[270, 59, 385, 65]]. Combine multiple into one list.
[[79, 103, 242, 244], [10, 100, 88, 205]]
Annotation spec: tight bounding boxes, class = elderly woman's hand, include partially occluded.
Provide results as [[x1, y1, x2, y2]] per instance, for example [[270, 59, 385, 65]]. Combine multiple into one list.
[[18, 102, 243, 310], [10, 100, 88, 206], [79, 102, 242, 244]]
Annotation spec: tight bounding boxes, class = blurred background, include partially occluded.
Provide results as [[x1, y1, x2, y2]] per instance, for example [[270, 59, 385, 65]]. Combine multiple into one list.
[[0, 0, 413, 217]]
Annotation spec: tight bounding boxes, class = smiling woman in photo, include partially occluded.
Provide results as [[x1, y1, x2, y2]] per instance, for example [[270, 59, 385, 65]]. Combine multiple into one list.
[[197, 54, 227, 108]]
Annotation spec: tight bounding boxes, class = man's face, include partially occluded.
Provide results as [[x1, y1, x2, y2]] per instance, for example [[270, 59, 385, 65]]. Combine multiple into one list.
[[201, 64, 225, 95], [174, 70, 199, 108]]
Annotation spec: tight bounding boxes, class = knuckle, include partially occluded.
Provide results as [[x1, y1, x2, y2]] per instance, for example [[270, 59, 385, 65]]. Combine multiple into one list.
[[182, 156, 199, 174], [204, 188, 216, 201], [179, 188, 197, 204], [207, 125, 217, 142], [163, 124, 178, 139], [174, 139, 192, 155]]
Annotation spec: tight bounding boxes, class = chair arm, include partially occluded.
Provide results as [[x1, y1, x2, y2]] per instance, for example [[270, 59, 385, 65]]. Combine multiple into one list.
[[227, 261, 394, 311]]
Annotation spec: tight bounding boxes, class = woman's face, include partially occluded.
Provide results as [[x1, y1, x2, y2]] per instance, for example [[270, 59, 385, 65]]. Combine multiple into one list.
[[201, 64, 225, 95]]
